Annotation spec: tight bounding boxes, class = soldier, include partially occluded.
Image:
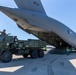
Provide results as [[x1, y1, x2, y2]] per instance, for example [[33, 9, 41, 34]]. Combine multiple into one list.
[[0, 29, 6, 35], [66, 47, 70, 55]]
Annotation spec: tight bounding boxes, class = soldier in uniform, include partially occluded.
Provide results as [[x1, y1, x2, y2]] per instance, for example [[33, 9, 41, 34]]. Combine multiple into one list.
[[0, 29, 6, 35]]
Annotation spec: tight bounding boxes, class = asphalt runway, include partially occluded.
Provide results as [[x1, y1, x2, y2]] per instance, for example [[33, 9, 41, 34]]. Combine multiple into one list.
[[0, 51, 76, 75]]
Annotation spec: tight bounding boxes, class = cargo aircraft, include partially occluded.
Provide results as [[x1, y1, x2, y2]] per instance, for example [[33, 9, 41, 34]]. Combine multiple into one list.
[[0, 0, 76, 48]]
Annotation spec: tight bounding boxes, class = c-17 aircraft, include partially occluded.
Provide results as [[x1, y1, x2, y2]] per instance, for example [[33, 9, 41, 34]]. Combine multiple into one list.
[[0, 0, 76, 48]]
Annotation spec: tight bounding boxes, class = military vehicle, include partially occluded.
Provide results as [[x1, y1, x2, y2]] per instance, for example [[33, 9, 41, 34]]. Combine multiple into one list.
[[0, 34, 46, 63]]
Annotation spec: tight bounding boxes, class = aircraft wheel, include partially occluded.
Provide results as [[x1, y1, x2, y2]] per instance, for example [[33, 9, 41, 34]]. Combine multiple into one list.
[[1, 51, 12, 63]]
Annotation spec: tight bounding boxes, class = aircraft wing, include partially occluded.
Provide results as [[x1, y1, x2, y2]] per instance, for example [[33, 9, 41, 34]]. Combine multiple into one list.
[[14, 0, 46, 14]]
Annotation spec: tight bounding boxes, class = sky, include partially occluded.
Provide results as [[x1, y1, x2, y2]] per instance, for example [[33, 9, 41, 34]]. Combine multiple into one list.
[[0, 0, 76, 40]]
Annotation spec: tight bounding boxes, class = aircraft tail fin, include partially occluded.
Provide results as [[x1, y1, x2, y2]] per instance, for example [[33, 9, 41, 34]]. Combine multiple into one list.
[[14, 0, 46, 14]]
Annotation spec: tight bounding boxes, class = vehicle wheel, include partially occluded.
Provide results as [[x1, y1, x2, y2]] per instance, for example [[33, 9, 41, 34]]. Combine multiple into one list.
[[30, 50, 38, 59], [38, 50, 44, 58], [1, 51, 12, 63], [23, 54, 28, 58]]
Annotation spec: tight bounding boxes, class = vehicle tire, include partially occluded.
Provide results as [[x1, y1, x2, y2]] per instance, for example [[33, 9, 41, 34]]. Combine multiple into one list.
[[1, 51, 12, 63], [30, 50, 38, 59], [23, 54, 28, 58], [38, 50, 44, 58]]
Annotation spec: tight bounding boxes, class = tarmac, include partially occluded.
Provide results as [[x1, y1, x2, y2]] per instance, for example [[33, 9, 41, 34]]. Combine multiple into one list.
[[0, 50, 76, 75]]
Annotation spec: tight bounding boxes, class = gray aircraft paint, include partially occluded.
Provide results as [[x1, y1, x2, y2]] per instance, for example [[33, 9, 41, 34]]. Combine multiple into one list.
[[0, 0, 76, 48]]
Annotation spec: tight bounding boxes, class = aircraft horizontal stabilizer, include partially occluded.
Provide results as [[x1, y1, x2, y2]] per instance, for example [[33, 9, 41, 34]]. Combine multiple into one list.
[[14, 0, 46, 14]]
